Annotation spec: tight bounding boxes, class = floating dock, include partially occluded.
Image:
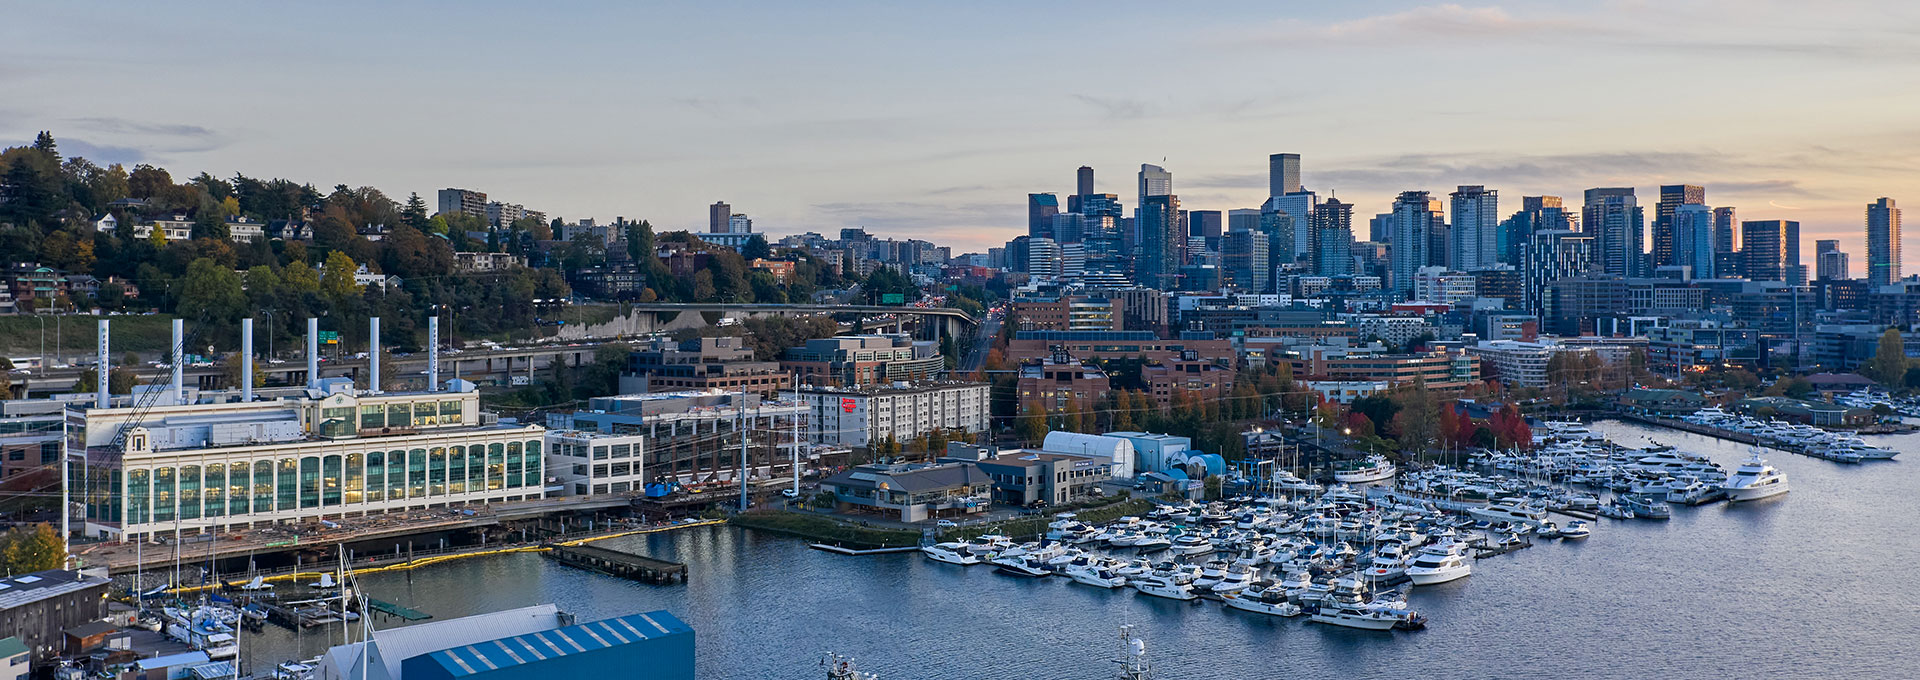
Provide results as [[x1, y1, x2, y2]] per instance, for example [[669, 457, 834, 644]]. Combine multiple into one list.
[[809, 544, 919, 555], [366, 597, 431, 621], [545, 543, 688, 584]]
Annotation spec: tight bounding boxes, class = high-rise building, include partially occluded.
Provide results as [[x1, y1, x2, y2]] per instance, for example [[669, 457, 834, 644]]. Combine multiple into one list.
[[1499, 196, 1573, 267], [1073, 166, 1095, 210], [709, 201, 731, 233], [1867, 197, 1902, 286], [1448, 185, 1499, 271], [1028, 193, 1060, 239], [1262, 192, 1317, 263], [1672, 203, 1716, 279], [1269, 153, 1301, 197], [1138, 194, 1182, 290], [726, 214, 752, 234], [1222, 228, 1270, 293], [1138, 164, 1172, 204], [1369, 213, 1392, 242], [1713, 206, 1741, 279], [1189, 210, 1223, 240], [1388, 191, 1440, 298], [1312, 198, 1354, 277], [438, 188, 488, 219], [1743, 220, 1802, 284], [1583, 188, 1645, 277], [1816, 239, 1849, 281], [1226, 209, 1261, 234], [1523, 229, 1595, 317], [1654, 185, 1706, 270], [1050, 213, 1086, 244]]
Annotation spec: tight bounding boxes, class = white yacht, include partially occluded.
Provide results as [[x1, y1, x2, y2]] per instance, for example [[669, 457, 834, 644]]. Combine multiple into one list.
[[1167, 533, 1212, 556], [1467, 498, 1548, 526], [1559, 520, 1591, 540], [1065, 564, 1129, 589], [1405, 542, 1473, 585], [1210, 564, 1257, 594], [1333, 454, 1398, 483], [1131, 568, 1198, 601], [920, 542, 981, 565], [1221, 582, 1303, 617], [1722, 451, 1790, 502]]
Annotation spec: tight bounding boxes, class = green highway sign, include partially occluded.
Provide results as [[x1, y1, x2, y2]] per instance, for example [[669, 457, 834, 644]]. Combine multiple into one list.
[[881, 293, 906, 304], [319, 331, 340, 344]]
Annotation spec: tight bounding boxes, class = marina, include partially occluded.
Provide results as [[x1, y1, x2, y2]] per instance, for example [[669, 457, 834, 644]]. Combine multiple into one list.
[[206, 418, 1919, 678]]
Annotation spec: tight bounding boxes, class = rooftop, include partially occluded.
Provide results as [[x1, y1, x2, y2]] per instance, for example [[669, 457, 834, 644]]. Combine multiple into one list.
[[0, 570, 110, 611]]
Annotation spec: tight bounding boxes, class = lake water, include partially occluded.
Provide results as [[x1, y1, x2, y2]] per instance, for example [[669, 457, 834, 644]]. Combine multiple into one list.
[[237, 420, 1920, 678]]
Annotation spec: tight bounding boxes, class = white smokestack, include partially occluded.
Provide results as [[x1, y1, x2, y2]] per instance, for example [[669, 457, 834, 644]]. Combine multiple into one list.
[[427, 316, 440, 392], [241, 318, 254, 401], [368, 317, 381, 394], [96, 319, 109, 408], [307, 318, 319, 390], [171, 319, 184, 405]]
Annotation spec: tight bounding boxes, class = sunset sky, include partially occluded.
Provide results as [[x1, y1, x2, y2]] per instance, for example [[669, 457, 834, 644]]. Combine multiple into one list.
[[6, 1, 1917, 258]]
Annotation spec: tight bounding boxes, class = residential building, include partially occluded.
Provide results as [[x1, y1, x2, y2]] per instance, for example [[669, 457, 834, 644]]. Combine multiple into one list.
[[1672, 203, 1716, 279], [1012, 296, 1123, 332], [1465, 340, 1558, 388], [781, 335, 944, 387], [793, 381, 989, 449], [1311, 198, 1354, 277], [1743, 220, 1802, 284], [821, 461, 990, 522], [1300, 380, 1389, 404], [1222, 228, 1270, 292], [544, 430, 647, 497], [1867, 197, 1901, 286], [1016, 350, 1111, 414], [619, 336, 789, 395], [131, 215, 193, 241], [1522, 229, 1593, 316], [1713, 206, 1742, 278], [0, 413, 60, 493], [485, 201, 525, 228], [1388, 191, 1439, 298], [952, 447, 1112, 506], [1816, 240, 1849, 281], [709, 201, 731, 233], [72, 378, 546, 541], [1354, 315, 1435, 348], [451, 251, 524, 272], [1412, 267, 1477, 305], [1137, 194, 1181, 289], [224, 216, 265, 241], [0, 571, 111, 662], [1143, 354, 1236, 410], [1028, 193, 1061, 239], [1286, 346, 1480, 393], [1653, 184, 1706, 270], [3, 264, 64, 311], [436, 188, 487, 219], [1448, 185, 1499, 271], [1008, 331, 1231, 365], [1584, 188, 1644, 277]]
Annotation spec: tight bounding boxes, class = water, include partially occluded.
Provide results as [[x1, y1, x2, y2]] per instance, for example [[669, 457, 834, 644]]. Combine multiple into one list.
[[237, 420, 1920, 678]]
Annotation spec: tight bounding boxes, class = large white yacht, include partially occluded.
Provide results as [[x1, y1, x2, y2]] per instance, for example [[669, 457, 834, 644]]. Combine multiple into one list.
[[1467, 498, 1549, 526], [1405, 542, 1473, 585], [1722, 451, 1790, 502], [920, 542, 981, 565], [1332, 454, 1398, 483], [1131, 568, 1198, 601]]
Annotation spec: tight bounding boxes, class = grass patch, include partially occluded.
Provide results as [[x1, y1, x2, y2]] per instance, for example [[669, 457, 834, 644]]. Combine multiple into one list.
[[729, 510, 922, 549], [0, 314, 177, 358]]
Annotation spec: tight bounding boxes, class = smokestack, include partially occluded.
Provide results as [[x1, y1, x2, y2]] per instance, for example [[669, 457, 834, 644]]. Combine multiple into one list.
[[307, 318, 319, 390], [96, 319, 109, 408], [241, 318, 254, 401], [368, 317, 381, 394], [171, 319, 184, 405], [427, 316, 440, 392]]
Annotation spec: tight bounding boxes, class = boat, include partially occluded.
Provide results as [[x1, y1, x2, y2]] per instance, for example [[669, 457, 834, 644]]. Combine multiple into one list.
[[1310, 601, 1404, 630], [1221, 581, 1303, 617], [1065, 564, 1129, 589], [162, 607, 238, 659], [1210, 564, 1257, 594], [1722, 451, 1790, 502], [1536, 522, 1561, 539], [994, 556, 1052, 577], [1405, 543, 1472, 586], [1131, 568, 1198, 601], [1333, 454, 1398, 483], [1467, 498, 1549, 526], [1559, 520, 1592, 540], [920, 542, 981, 565], [239, 575, 273, 591], [1618, 494, 1672, 519], [1166, 534, 1212, 556]]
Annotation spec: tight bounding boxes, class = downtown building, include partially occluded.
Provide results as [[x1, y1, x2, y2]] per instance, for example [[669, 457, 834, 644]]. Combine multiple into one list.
[[1867, 197, 1902, 286], [793, 381, 989, 449], [1584, 187, 1645, 278]]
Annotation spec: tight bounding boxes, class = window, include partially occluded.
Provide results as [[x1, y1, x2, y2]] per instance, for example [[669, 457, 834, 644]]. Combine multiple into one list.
[[344, 454, 364, 504], [254, 461, 275, 512], [152, 468, 175, 522], [299, 457, 321, 508], [414, 403, 439, 427], [448, 446, 467, 494], [388, 403, 411, 429], [610, 444, 630, 459], [593, 446, 608, 460], [505, 442, 524, 489], [408, 448, 428, 498], [523, 440, 541, 488], [487, 444, 505, 491], [228, 462, 249, 515], [203, 464, 224, 518], [360, 404, 384, 430], [127, 469, 150, 525], [387, 450, 406, 499], [322, 455, 342, 505], [178, 466, 200, 520], [429, 447, 447, 495], [441, 400, 462, 424], [468, 442, 487, 490], [365, 451, 385, 502]]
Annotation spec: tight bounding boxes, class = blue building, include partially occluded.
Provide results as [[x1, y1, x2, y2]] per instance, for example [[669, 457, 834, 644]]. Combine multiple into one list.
[[320, 605, 693, 680]]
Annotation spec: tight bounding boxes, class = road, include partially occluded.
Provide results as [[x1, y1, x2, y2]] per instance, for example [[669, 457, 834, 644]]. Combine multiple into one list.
[[957, 309, 1002, 373]]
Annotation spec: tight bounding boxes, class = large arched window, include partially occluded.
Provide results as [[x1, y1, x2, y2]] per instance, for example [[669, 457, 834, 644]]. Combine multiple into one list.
[[487, 443, 505, 491], [178, 466, 201, 520], [227, 462, 249, 515], [253, 461, 275, 512], [202, 463, 225, 518], [523, 440, 543, 489], [322, 455, 343, 506], [278, 458, 298, 510], [127, 469, 150, 525], [448, 446, 467, 494], [344, 454, 364, 504], [300, 457, 322, 508], [152, 468, 175, 523], [408, 448, 428, 498], [387, 450, 406, 499], [429, 447, 447, 496]]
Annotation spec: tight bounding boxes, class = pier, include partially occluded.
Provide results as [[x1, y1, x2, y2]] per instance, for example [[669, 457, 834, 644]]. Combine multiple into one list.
[[545, 543, 689, 584], [366, 597, 432, 621]]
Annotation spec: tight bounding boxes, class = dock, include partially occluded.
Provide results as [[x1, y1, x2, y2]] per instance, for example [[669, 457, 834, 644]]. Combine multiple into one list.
[[366, 597, 431, 621], [1470, 536, 1533, 559], [809, 544, 919, 555], [544, 543, 688, 584]]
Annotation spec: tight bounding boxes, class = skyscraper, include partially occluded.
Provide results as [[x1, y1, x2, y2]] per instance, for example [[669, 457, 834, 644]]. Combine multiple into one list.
[[1312, 198, 1355, 277], [1389, 191, 1440, 298], [1867, 197, 1902, 286], [1189, 210, 1223, 240], [1269, 153, 1301, 197], [1027, 193, 1060, 239], [1815, 239, 1849, 281], [1672, 203, 1716, 278], [709, 201, 731, 233], [1138, 164, 1172, 205], [1499, 196, 1572, 267], [1523, 229, 1594, 317], [1713, 206, 1741, 278], [1653, 184, 1706, 270], [1262, 192, 1317, 263], [1448, 185, 1499, 270], [1742, 220, 1802, 284], [1222, 228, 1270, 293], [1138, 194, 1182, 290], [1583, 188, 1645, 277], [1069, 166, 1095, 213]]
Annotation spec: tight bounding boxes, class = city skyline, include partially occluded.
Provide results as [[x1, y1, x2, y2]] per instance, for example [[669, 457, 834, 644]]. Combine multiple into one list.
[[5, 1, 1917, 258]]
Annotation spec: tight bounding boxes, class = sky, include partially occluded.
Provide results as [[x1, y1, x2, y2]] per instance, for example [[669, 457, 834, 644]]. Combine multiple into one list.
[[5, 0, 1920, 261]]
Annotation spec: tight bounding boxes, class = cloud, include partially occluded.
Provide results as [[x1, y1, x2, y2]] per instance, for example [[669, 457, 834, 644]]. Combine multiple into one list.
[[1070, 94, 1147, 121], [52, 138, 143, 165], [1239, 4, 1585, 46], [66, 117, 215, 138], [809, 200, 1022, 250]]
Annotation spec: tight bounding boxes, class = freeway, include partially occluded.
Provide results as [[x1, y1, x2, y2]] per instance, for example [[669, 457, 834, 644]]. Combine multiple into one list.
[[958, 307, 1004, 373]]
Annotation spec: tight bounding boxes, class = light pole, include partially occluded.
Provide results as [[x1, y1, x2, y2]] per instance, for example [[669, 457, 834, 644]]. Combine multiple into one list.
[[37, 315, 45, 377], [262, 310, 275, 362]]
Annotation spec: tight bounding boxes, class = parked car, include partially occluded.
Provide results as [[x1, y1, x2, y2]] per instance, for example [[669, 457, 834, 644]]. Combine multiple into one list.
[[935, 519, 958, 528]]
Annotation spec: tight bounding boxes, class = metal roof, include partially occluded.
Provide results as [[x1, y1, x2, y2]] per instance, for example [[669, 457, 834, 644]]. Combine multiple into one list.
[[419, 611, 690, 677], [0, 570, 109, 611]]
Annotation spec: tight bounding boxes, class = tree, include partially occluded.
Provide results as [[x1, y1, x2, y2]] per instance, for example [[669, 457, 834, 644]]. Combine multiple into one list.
[[0, 524, 64, 573], [320, 251, 362, 303], [220, 351, 266, 390], [401, 192, 430, 229], [127, 164, 173, 199], [1015, 404, 1050, 444], [0, 358, 12, 397], [1863, 328, 1910, 386], [31, 131, 58, 159], [741, 234, 771, 260], [176, 258, 248, 326]]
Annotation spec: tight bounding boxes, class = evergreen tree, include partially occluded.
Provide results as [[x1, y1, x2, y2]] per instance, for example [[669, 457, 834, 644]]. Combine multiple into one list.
[[32, 131, 57, 159], [401, 192, 430, 229]]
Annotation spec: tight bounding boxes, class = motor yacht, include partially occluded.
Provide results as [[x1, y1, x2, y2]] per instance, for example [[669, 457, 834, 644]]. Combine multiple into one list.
[[1333, 454, 1398, 483], [1192, 560, 1229, 590], [1618, 493, 1672, 519], [1167, 534, 1213, 556], [920, 542, 981, 565], [1559, 520, 1591, 540], [1405, 542, 1472, 585], [1535, 522, 1561, 539], [1221, 581, 1303, 617], [1210, 564, 1257, 594], [1467, 498, 1548, 526], [1131, 568, 1198, 601], [1722, 451, 1790, 502], [994, 556, 1052, 577], [1065, 564, 1129, 589]]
